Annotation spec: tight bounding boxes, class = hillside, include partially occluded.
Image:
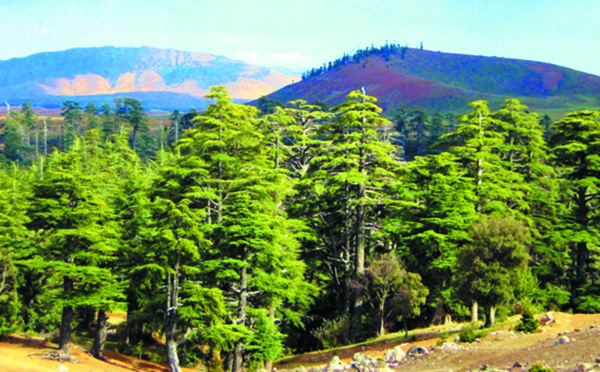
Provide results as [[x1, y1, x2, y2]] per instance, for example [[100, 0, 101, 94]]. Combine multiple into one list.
[[263, 47, 600, 114], [0, 46, 299, 110], [2, 313, 599, 372]]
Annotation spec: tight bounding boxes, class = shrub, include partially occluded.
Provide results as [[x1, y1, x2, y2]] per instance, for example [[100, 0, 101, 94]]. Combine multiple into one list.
[[458, 322, 485, 343], [529, 363, 555, 372], [311, 315, 351, 349], [515, 310, 539, 333]]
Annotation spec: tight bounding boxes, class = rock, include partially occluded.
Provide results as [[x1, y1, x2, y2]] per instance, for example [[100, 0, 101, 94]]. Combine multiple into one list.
[[353, 352, 372, 364], [58, 366, 68, 371], [577, 363, 597, 372], [441, 342, 461, 351], [541, 311, 555, 326], [406, 346, 429, 356], [327, 356, 346, 371], [513, 362, 523, 368], [382, 346, 405, 363], [555, 335, 570, 345], [480, 365, 489, 370]]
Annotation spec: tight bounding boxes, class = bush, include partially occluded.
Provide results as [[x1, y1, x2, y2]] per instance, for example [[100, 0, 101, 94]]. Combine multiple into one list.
[[458, 322, 485, 343], [529, 363, 555, 372], [311, 315, 351, 349], [515, 310, 539, 333]]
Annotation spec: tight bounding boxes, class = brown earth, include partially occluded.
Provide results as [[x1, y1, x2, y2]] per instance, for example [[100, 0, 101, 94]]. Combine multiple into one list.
[[276, 312, 600, 372], [2, 313, 599, 372], [0, 335, 196, 372]]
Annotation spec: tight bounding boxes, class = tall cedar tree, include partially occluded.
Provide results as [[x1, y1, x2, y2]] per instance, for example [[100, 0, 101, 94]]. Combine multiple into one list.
[[24, 140, 122, 358], [386, 152, 478, 321], [176, 87, 316, 372], [493, 100, 568, 305], [549, 110, 600, 311], [443, 100, 529, 216], [0, 165, 31, 335], [309, 89, 396, 340]]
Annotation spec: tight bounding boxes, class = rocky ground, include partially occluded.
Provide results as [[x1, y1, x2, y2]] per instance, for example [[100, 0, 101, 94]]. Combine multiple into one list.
[[275, 312, 600, 372]]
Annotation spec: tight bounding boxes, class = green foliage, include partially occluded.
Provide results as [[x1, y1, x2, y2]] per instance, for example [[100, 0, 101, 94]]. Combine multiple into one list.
[[365, 252, 428, 336], [458, 322, 486, 343], [311, 315, 351, 349], [515, 309, 539, 333], [2, 90, 600, 370], [529, 363, 555, 372], [455, 214, 532, 322]]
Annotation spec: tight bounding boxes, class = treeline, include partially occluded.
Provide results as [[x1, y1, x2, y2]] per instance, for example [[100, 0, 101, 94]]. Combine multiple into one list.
[[301, 42, 410, 79], [1, 87, 600, 372], [0, 99, 197, 166]]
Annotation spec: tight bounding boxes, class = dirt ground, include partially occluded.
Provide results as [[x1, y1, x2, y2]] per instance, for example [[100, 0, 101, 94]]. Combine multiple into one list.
[[2, 313, 600, 372], [276, 312, 600, 372], [0, 335, 197, 372]]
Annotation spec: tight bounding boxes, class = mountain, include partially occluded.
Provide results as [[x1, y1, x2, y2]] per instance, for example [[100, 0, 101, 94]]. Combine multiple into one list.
[[261, 47, 600, 115], [0, 46, 299, 111]]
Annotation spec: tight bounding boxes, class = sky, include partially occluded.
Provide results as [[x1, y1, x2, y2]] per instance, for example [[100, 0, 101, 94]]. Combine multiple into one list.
[[1, 0, 599, 75]]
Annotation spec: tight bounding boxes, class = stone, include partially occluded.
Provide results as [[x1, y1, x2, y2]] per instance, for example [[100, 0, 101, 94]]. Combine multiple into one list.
[[58, 366, 68, 371], [577, 363, 596, 372], [555, 335, 570, 345], [327, 356, 346, 371], [382, 346, 405, 363], [406, 346, 429, 356], [513, 362, 523, 368], [441, 342, 461, 351], [353, 352, 372, 364]]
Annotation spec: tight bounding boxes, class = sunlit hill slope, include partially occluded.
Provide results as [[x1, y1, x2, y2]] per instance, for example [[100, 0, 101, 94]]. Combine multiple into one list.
[[262, 47, 600, 115], [0, 46, 299, 110]]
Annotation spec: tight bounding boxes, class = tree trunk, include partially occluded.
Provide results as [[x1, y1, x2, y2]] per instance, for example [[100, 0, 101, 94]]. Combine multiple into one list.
[[489, 305, 496, 326], [572, 186, 590, 310], [352, 190, 365, 340], [59, 305, 73, 358], [126, 289, 141, 346], [91, 309, 108, 359], [165, 264, 182, 372], [471, 301, 478, 322], [265, 307, 276, 371], [378, 301, 385, 337], [233, 248, 248, 372], [59, 276, 74, 358]]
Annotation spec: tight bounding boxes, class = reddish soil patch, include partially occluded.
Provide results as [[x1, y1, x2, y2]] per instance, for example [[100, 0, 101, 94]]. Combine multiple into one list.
[[0, 335, 196, 372]]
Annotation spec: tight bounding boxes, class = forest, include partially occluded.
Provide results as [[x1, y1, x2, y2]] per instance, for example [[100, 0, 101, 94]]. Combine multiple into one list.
[[0, 86, 599, 372]]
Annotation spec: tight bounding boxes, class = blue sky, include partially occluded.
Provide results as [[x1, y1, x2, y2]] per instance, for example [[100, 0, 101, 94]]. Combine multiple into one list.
[[1, 0, 599, 75]]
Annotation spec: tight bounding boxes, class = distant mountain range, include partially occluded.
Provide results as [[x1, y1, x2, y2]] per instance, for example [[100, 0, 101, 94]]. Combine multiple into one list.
[[2, 46, 599, 115], [261, 47, 600, 115], [0, 46, 299, 111]]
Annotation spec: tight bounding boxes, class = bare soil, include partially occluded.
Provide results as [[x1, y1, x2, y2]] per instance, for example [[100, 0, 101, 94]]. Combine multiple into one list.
[[275, 312, 600, 372], [0, 335, 196, 372], [2, 313, 599, 372]]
